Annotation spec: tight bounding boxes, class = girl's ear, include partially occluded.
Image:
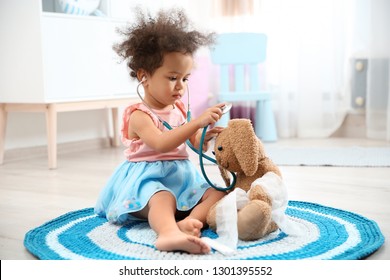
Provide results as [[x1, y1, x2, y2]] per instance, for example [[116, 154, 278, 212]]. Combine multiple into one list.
[[136, 69, 148, 83]]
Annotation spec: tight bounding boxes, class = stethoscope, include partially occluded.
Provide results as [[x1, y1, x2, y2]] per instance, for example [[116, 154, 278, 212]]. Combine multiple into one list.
[[136, 78, 236, 192]]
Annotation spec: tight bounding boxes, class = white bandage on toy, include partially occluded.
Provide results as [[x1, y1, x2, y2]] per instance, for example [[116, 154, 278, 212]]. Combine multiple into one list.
[[203, 172, 302, 254], [202, 188, 247, 255], [251, 172, 302, 236]]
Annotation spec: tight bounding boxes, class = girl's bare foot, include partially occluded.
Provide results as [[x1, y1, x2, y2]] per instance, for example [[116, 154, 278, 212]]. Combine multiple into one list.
[[155, 231, 210, 254], [177, 217, 203, 237]]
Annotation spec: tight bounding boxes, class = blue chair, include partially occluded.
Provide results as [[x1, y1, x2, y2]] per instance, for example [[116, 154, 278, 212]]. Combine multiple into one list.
[[210, 33, 277, 142]]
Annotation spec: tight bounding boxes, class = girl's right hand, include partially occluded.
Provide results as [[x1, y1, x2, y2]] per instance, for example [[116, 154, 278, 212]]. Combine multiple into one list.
[[195, 104, 225, 128]]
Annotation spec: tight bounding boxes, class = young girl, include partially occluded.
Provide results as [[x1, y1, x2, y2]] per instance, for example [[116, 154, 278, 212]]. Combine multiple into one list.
[[94, 8, 225, 254]]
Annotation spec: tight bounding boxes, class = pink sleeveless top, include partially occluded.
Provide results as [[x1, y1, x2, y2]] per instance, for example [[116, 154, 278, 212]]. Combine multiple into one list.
[[121, 100, 189, 162]]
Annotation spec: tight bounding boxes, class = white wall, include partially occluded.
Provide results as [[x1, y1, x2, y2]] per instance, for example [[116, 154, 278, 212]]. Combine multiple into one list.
[[4, 109, 115, 150]]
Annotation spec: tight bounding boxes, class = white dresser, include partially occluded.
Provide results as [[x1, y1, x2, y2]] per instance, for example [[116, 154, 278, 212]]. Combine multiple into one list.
[[0, 0, 138, 168]]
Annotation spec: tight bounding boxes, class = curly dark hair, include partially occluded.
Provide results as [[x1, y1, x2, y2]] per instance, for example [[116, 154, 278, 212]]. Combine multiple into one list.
[[113, 8, 215, 79]]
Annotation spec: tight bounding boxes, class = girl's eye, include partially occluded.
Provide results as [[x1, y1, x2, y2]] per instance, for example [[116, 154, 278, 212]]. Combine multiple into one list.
[[168, 76, 189, 82]]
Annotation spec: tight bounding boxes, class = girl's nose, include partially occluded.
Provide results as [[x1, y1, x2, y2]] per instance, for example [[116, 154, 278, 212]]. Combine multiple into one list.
[[175, 81, 184, 90]]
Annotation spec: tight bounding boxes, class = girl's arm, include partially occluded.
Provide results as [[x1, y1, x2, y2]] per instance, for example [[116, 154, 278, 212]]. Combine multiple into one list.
[[130, 105, 223, 153]]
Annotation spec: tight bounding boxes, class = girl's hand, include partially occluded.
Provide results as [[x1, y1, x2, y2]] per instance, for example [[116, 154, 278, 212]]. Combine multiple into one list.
[[195, 104, 225, 128], [196, 126, 225, 152]]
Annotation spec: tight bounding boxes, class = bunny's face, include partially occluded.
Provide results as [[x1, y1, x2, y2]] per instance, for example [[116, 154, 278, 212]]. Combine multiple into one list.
[[214, 129, 242, 172]]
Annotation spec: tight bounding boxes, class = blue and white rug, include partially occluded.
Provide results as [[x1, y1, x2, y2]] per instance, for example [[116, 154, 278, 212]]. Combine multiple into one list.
[[24, 201, 384, 260]]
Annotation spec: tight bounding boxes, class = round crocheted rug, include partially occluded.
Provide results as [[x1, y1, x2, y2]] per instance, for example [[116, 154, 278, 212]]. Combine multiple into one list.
[[24, 201, 384, 260]]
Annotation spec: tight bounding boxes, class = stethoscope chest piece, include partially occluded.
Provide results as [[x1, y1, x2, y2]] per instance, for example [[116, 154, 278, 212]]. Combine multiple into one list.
[[221, 102, 232, 115]]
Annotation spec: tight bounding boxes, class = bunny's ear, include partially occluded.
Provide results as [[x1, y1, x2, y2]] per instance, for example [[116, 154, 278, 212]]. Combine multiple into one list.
[[228, 119, 260, 176]]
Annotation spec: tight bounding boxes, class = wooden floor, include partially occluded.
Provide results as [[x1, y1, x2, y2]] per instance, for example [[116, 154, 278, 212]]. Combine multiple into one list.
[[0, 138, 389, 260]]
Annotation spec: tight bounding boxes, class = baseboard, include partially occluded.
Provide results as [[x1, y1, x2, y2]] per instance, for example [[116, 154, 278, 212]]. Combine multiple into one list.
[[3, 138, 112, 162]]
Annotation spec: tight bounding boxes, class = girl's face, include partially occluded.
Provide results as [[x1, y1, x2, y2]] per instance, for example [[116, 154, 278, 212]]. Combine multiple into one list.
[[143, 52, 193, 109]]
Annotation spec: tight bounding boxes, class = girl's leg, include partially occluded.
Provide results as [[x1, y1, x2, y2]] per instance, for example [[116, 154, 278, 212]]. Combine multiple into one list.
[[136, 191, 210, 254], [177, 188, 225, 234]]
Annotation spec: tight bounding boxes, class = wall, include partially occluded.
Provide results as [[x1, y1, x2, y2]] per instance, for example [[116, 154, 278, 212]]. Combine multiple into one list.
[[4, 110, 113, 150]]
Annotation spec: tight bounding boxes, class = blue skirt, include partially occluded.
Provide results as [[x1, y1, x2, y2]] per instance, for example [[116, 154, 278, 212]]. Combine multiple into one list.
[[94, 160, 211, 224]]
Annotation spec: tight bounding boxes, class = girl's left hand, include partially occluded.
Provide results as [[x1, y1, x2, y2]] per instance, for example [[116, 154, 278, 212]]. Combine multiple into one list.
[[199, 126, 225, 152]]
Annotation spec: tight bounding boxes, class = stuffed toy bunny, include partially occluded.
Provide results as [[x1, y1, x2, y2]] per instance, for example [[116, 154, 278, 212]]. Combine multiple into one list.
[[206, 119, 282, 241]]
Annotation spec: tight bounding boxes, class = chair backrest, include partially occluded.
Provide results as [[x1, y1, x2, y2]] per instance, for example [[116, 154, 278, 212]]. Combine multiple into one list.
[[210, 33, 268, 93]]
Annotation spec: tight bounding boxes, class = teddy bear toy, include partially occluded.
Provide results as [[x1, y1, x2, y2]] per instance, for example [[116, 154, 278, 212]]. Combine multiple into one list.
[[206, 119, 282, 241]]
